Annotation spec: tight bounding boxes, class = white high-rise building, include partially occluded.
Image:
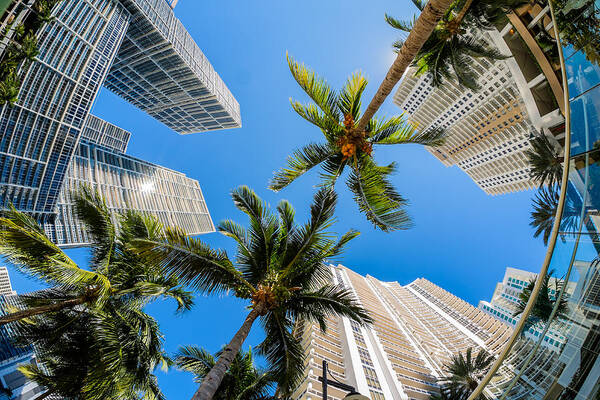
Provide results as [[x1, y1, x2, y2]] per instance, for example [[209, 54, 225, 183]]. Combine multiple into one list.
[[0, 267, 15, 297], [478, 267, 575, 351], [393, 34, 538, 195], [44, 115, 215, 248], [292, 265, 513, 400]]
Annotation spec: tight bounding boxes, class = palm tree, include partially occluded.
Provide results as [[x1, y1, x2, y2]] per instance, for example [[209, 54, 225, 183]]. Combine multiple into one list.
[[0, 71, 20, 107], [439, 347, 495, 400], [32, 0, 58, 24], [0, 186, 192, 325], [530, 184, 581, 245], [132, 186, 373, 400], [525, 132, 564, 188], [513, 270, 570, 332], [19, 32, 39, 63], [354, 0, 455, 132], [385, 0, 509, 90], [10, 298, 170, 400], [430, 385, 462, 399], [270, 56, 446, 231], [175, 346, 276, 400]]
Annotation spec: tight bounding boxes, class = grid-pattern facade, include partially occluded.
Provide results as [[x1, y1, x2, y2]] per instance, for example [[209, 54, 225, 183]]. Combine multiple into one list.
[[44, 123, 215, 247], [393, 35, 538, 195], [81, 114, 131, 153], [0, 295, 42, 400], [0, 268, 15, 297], [164, 0, 179, 9], [478, 267, 575, 350], [292, 265, 513, 400], [0, 0, 130, 217], [482, 263, 599, 399], [104, 0, 241, 133]]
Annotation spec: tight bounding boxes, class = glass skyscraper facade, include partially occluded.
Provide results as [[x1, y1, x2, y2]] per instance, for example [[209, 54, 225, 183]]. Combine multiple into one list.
[[105, 0, 241, 133], [0, 0, 240, 246], [44, 115, 215, 247], [0, 0, 130, 217]]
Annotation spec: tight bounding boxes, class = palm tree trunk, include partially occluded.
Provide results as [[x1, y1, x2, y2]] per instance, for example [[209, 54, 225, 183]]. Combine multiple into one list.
[[191, 305, 265, 400], [355, 0, 454, 132], [452, 0, 476, 29], [0, 296, 87, 325]]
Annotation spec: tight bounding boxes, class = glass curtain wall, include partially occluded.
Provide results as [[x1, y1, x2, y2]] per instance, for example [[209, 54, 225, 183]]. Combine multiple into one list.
[[475, 1, 600, 399]]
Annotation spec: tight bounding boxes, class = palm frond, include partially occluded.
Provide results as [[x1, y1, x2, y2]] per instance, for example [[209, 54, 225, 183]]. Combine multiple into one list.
[[323, 229, 361, 260], [371, 116, 445, 147], [526, 133, 564, 187], [530, 185, 581, 245], [72, 184, 116, 268], [175, 345, 216, 382], [257, 312, 304, 397], [286, 285, 373, 331], [290, 101, 341, 141], [269, 143, 336, 191], [287, 53, 340, 122], [130, 227, 248, 295], [346, 159, 412, 232], [0, 206, 111, 296], [231, 186, 280, 283], [338, 72, 368, 120], [280, 187, 338, 280], [385, 13, 417, 32]]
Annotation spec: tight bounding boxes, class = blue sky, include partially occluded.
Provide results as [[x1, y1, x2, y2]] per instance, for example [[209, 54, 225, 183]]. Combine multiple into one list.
[[5, 0, 550, 398]]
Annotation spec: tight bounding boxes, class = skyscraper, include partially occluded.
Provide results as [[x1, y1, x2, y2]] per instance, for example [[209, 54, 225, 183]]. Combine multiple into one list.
[[292, 265, 513, 400], [0, 0, 131, 218], [394, 53, 537, 195], [478, 267, 574, 350], [0, 267, 15, 297], [44, 115, 215, 247], [0, 0, 240, 246], [104, 0, 241, 133]]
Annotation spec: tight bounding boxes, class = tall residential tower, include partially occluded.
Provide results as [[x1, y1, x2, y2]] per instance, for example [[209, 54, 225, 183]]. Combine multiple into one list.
[[292, 265, 513, 400]]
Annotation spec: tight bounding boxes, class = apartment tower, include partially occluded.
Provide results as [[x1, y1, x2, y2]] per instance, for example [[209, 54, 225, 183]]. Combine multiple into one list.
[[393, 33, 538, 195], [0, 268, 15, 297], [292, 265, 513, 400]]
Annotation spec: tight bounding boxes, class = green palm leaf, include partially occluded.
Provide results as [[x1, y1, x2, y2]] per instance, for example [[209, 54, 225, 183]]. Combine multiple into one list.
[[338, 72, 368, 120], [269, 143, 336, 191], [526, 133, 564, 188], [0, 206, 111, 296], [346, 159, 412, 232], [286, 285, 373, 332], [132, 226, 249, 295], [257, 312, 304, 396], [287, 53, 340, 122]]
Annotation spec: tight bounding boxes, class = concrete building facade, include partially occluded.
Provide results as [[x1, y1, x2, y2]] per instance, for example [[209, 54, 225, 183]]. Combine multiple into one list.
[[393, 44, 538, 195], [292, 265, 513, 400], [0, 268, 15, 297]]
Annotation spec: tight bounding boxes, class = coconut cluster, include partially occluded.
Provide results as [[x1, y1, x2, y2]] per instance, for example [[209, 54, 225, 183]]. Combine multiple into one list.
[[337, 114, 373, 160]]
